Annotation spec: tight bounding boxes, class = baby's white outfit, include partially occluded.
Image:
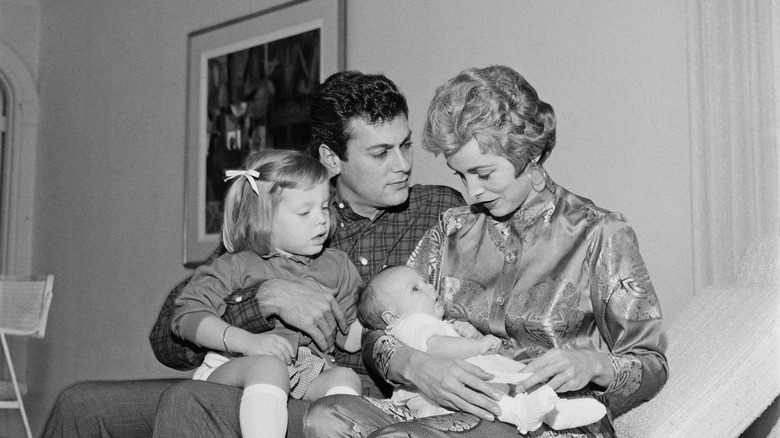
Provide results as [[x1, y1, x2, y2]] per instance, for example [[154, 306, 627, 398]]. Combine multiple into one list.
[[386, 313, 607, 434], [386, 313, 531, 416]]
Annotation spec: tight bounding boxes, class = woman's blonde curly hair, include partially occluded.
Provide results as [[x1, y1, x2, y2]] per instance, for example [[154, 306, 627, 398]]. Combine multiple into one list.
[[422, 65, 556, 175]]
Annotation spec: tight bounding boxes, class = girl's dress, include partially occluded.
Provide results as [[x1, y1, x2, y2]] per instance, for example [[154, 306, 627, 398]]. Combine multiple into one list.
[[172, 248, 361, 398]]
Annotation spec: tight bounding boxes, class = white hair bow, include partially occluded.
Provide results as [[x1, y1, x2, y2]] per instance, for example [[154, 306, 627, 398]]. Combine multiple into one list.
[[224, 169, 260, 195]]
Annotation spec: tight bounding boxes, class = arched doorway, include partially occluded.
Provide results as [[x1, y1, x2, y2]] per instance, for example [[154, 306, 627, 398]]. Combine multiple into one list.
[[0, 43, 39, 276]]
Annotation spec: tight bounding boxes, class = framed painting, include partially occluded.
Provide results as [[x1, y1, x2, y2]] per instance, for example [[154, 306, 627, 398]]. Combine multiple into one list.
[[183, 0, 345, 266]]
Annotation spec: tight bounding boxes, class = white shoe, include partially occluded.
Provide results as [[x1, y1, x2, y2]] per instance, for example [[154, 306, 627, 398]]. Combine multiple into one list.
[[499, 385, 558, 434], [544, 397, 607, 430]]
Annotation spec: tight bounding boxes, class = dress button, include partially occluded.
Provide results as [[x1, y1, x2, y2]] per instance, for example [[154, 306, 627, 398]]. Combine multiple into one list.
[[359, 257, 368, 266], [496, 297, 504, 306], [505, 252, 517, 263]]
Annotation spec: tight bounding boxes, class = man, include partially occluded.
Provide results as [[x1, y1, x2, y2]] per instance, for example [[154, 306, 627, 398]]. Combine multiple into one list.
[[44, 71, 487, 438]]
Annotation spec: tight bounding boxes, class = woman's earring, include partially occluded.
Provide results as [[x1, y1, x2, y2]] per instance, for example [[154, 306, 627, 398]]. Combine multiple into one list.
[[528, 164, 547, 192]]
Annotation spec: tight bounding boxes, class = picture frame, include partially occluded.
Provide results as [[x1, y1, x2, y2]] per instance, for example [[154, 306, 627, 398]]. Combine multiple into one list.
[[183, 0, 345, 266]]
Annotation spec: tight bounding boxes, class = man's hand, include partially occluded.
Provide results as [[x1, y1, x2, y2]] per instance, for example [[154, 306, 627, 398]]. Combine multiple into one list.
[[256, 278, 351, 352], [391, 347, 505, 421]]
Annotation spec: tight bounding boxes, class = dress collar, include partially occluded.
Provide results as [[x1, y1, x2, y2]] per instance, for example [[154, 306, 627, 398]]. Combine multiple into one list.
[[259, 251, 313, 266], [500, 174, 558, 230]]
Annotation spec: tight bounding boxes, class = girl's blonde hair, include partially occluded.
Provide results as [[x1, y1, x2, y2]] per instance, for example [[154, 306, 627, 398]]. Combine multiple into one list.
[[222, 149, 330, 255]]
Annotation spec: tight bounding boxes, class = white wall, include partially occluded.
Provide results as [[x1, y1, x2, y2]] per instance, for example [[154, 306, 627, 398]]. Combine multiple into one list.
[[14, 1, 692, 435], [0, 0, 40, 79], [346, 0, 693, 321]]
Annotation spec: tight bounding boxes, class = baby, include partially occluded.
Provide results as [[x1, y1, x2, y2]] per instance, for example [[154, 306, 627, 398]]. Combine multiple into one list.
[[357, 265, 607, 434]]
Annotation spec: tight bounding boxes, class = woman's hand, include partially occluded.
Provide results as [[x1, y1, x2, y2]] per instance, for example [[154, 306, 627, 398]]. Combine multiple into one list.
[[452, 320, 482, 339], [391, 346, 505, 421], [239, 333, 295, 364], [516, 348, 613, 393]]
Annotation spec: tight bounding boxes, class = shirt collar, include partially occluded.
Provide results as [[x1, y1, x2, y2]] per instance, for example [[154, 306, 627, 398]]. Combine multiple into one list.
[[330, 183, 388, 222]]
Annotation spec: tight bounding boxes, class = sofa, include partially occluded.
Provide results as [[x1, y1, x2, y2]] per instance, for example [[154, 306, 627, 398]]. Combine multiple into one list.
[[614, 234, 780, 437], [44, 235, 780, 437]]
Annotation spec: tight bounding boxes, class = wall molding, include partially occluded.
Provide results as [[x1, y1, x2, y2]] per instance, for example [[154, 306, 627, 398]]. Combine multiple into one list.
[[0, 42, 38, 276]]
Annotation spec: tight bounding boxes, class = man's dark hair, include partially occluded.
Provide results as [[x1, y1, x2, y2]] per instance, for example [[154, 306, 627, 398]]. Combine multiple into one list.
[[311, 71, 409, 160]]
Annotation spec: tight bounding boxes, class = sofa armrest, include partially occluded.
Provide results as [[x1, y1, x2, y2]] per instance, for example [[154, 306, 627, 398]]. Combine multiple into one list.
[[613, 283, 780, 437]]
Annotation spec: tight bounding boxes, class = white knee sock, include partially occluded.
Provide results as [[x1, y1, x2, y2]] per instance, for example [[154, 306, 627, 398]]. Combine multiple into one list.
[[498, 385, 558, 434], [240, 384, 288, 438], [324, 385, 360, 396], [544, 397, 607, 430]]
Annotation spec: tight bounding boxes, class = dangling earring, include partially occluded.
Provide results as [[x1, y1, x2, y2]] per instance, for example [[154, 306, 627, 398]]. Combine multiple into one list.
[[528, 163, 547, 192]]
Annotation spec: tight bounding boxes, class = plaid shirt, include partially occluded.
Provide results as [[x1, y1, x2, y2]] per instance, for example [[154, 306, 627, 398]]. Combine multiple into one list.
[[149, 184, 465, 378]]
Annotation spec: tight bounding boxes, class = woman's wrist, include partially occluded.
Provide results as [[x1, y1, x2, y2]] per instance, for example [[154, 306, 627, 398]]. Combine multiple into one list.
[[589, 350, 614, 388], [385, 345, 414, 384], [387, 345, 419, 386]]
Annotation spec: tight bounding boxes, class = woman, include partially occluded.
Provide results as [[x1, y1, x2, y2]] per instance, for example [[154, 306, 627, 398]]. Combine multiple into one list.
[[305, 65, 668, 437]]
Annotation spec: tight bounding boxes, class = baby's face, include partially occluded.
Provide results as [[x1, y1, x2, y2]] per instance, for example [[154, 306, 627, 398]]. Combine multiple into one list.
[[381, 266, 444, 319]]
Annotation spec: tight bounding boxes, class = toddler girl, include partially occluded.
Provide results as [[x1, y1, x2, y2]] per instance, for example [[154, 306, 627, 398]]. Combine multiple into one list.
[[172, 149, 363, 438]]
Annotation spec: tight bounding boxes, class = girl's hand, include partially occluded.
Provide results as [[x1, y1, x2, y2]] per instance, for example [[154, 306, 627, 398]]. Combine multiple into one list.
[[516, 348, 613, 393], [452, 320, 482, 339], [243, 333, 295, 364], [478, 335, 502, 355]]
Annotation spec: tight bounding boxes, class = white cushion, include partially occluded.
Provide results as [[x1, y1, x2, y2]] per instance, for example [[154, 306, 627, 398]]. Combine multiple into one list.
[[613, 283, 780, 437]]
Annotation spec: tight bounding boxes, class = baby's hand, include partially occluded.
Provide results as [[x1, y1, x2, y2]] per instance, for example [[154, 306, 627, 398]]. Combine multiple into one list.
[[452, 320, 482, 339], [244, 334, 295, 364], [478, 335, 502, 355]]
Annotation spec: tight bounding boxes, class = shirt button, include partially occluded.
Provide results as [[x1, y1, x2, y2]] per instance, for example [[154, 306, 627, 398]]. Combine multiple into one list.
[[339, 222, 345, 228], [496, 297, 504, 306], [505, 252, 517, 263], [502, 339, 511, 349], [338, 203, 345, 209], [359, 257, 368, 266], [234, 296, 243, 302]]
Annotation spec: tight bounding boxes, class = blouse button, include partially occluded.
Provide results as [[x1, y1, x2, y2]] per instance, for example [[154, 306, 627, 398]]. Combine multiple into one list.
[[359, 257, 368, 266], [505, 252, 517, 264], [496, 296, 504, 306]]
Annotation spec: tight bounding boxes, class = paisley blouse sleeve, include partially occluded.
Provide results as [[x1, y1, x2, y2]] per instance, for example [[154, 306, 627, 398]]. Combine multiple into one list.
[[589, 214, 668, 414]]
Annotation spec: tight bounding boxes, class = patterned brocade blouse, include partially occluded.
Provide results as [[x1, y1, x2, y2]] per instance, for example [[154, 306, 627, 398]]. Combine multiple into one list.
[[375, 176, 668, 415]]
